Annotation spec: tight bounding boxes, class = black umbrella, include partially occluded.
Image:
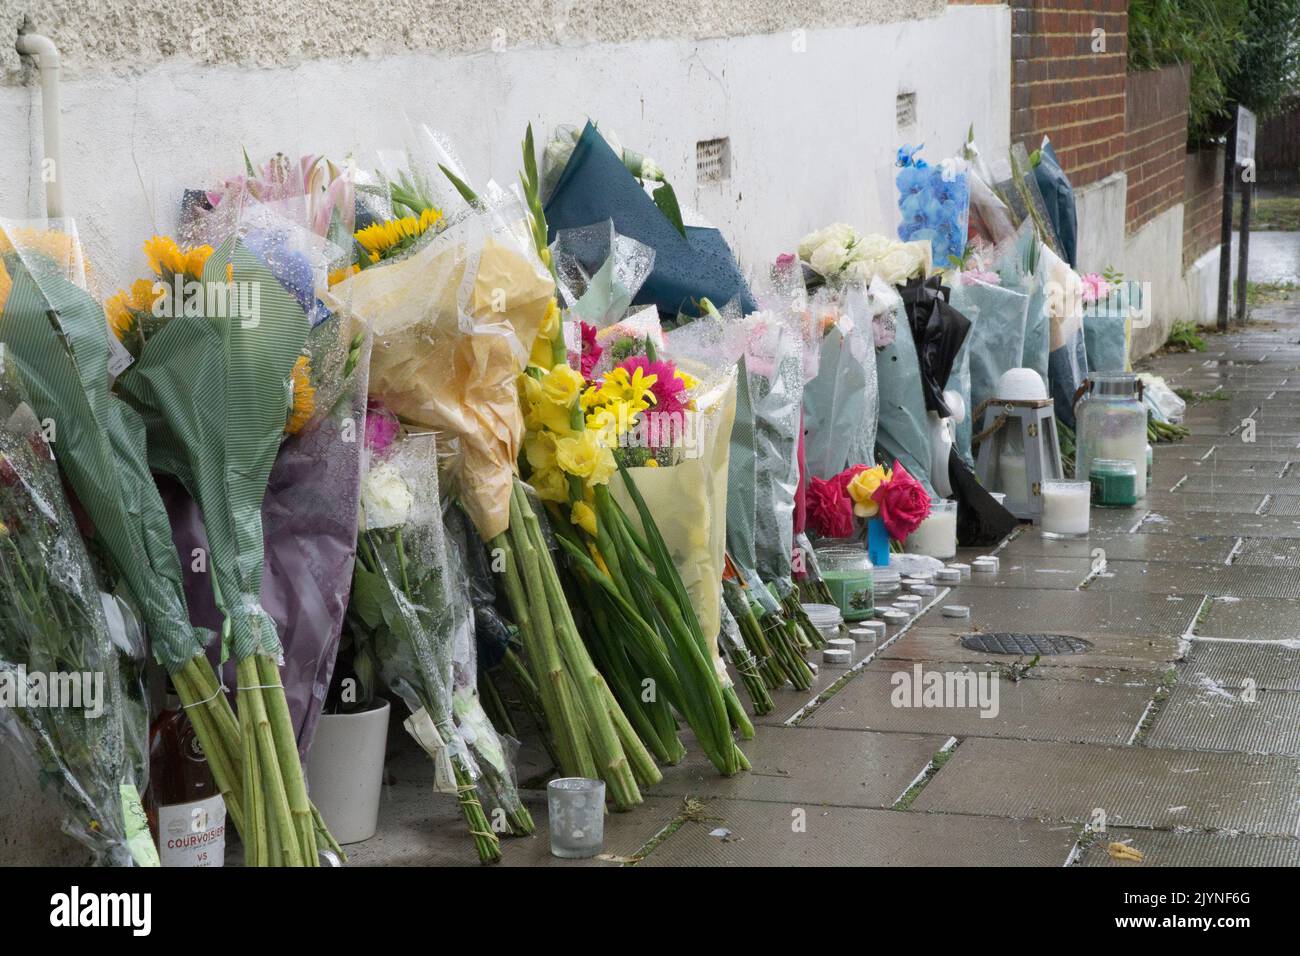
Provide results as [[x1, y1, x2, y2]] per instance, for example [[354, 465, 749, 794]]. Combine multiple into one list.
[[898, 274, 971, 418]]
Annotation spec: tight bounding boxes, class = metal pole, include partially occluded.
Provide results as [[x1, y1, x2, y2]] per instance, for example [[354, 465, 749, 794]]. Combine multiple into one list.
[[1216, 112, 1237, 331], [1235, 167, 1252, 325]]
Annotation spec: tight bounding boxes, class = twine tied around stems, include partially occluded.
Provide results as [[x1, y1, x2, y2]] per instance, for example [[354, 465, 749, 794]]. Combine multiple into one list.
[[235, 682, 285, 691], [182, 673, 232, 709]]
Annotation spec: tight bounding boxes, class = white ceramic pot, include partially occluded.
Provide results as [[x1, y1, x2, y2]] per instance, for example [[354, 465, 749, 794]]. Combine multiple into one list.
[[306, 698, 390, 845]]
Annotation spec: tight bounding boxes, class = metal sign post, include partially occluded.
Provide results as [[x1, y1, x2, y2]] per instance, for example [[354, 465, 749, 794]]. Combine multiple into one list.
[[1216, 111, 1237, 331], [1235, 106, 1257, 326]]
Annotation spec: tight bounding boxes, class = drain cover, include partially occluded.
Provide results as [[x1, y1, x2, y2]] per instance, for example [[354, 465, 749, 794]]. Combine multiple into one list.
[[960, 633, 1092, 656]]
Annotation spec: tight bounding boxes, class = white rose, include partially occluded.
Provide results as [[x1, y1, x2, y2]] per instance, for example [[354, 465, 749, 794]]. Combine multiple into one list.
[[809, 240, 852, 278], [875, 248, 916, 286], [851, 233, 892, 263], [843, 259, 875, 286], [362, 461, 414, 531], [798, 223, 857, 261]]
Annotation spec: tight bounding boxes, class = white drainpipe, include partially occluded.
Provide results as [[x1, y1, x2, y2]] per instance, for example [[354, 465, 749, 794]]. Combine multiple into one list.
[[14, 32, 64, 218]]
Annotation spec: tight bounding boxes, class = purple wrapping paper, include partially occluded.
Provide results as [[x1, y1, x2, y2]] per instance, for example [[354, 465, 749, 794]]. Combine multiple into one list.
[[160, 375, 367, 759]]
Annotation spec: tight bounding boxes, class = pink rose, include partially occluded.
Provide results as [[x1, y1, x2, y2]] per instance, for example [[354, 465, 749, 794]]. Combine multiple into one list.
[[829, 463, 869, 496], [807, 475, 855, 539], [1080, 273, 1111, 305], [872, 459, 931, 542]]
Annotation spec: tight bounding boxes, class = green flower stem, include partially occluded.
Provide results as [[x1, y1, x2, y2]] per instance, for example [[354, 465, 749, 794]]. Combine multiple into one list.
[[723, 684, 755, 740], [518, 484, 641, 809], [451, 759, 501, 864], [237, 657, 303, 867], [501, 648, 564, 771], [255, 653, 318, 865], [238, 671, 268, 867]]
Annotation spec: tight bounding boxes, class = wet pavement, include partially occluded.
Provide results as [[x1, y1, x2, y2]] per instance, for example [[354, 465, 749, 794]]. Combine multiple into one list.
[[1231, 230, 1300, 285], [355, 293, 1300, 868]]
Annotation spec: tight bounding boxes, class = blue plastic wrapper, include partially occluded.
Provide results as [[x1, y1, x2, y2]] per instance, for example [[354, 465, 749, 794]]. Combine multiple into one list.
[[948, 279, 1030, 465], [1083, 284, 1138, 373], [1033, 140, 1078, 268], [874, 300, 935, 495], [544, 122, 756, 317]]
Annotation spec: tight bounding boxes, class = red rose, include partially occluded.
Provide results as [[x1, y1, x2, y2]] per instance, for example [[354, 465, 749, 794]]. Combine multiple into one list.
[[873, 459, 931, 542], [829, 463, 869, 496], [807, 475, 855, 539]]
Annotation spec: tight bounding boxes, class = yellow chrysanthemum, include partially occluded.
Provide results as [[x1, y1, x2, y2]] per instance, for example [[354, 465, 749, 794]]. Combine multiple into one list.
[[586, 398, 649, 438], [354, 207, 444, 262], [571, 500, 598, 536], [675, 369, 699, 391], [594, 366, 657, 407], [846, 464, 891, 517], [285, 355, 316, 435], [143, 235, 187, 277]]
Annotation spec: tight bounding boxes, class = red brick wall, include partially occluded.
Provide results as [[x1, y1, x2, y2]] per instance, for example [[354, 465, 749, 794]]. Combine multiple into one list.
[[1010, 0, 1129, 188], [1124, 64, 1189, 233], [1183, 146, 1223, 267]]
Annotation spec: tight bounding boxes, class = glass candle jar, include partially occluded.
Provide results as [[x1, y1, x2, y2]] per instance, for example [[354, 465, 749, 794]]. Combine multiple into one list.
[[1040, 480, 1091, 538], [903, 500, 958, 560], [816, 546, 874, 622], [547, 778, 605, 859], [1076, 374, 1148, 499], [1089, 457, 1139, 507]]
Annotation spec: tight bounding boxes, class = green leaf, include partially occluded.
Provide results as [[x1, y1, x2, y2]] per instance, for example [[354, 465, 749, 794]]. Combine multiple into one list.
[[653, 181, 687, 238], [438, 164, 480, 206]]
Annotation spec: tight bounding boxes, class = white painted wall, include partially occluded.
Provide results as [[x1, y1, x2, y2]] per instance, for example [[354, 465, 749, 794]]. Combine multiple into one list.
[[0, 5, 1010, 286]]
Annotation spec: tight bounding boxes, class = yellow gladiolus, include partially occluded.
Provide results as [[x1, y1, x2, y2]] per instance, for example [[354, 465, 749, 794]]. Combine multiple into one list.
[[847, 464, 891, 517], [555, 429, 617, 487], [539, 363, 584, 407], [529, 464, 571, 503], [571, 500, 598, 535], [524, 430, 558, 472]]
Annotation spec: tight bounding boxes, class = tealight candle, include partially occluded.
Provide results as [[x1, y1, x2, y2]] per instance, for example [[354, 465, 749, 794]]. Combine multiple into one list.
[[1041, 480, 1091, 538], [935, 568, 961, 584], [827, 637, 856, 662], [822, 648, 852, 667], [882, 610, 910, 625], [948, 563, 971, 578]]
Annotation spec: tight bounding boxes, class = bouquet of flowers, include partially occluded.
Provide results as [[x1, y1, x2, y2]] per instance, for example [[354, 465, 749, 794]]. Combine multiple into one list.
[[0, 345, 155, 866], [807, 461, 931, 549], [894, 144, 972, 269], [797, 224, 931, 290], [347, 430, 528, 864], [110, 204, 343, 866]]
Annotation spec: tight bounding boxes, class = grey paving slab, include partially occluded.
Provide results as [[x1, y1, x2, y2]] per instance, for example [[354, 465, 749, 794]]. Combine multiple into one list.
[[881, 625, 1182, 674], [1264, 494, 1300, 515], [959, 556, 1094, 590], [1180, 474, 1300, 495], [1144, 492, 1266, 514], [1159, 443, 1300, 462], [637, 798, 1079, 867], [346, 778, 683, 867], [1160, 458, 1295, 478], [1139, 510, 1300, 538], [911, 737, 1300, 836], [1182, 638, 1300, 691], [1078, 828, 1300, 867], [1091, 561, 1300, 600], [1195, 594, 1300, 640], [803, 666, 1153, 745], [1232, 535, 1300, 565], [1143, 686, 1300, 756], [645, 726, 946, 809], [911, 585, 1200, 638], [999, 530, 1236, 564]]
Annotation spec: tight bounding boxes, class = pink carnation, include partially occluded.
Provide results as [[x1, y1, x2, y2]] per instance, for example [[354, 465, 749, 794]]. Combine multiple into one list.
[[365, 400, 400, 457]]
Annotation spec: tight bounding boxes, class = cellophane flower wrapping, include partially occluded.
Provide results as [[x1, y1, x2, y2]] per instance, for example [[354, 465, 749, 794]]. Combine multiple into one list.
[[609, 336, 739, 681], [803, 282, 888, 479], [874, 294, 937, 496], [327, 184, 553, 541], [0, 349, 154, 866], [348, 432, 521, 818]]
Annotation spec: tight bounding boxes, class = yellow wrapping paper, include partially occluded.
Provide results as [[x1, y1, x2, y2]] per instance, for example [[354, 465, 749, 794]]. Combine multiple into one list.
[[610, 365, 737, 682], [328, 221, 553, 539]]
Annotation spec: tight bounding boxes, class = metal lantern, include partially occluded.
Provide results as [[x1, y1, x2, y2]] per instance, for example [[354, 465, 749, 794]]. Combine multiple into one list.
[[973, 398, 1064, 521]]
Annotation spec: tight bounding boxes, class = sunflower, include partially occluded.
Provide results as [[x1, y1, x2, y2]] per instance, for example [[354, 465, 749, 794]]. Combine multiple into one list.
[[143, 235, 187, 277], [285, 355, 316, 435], [104, 278, 164, 344], [0, 260, 10, 316], [328, 263, 359, 288], [354, 207, 444, 263]]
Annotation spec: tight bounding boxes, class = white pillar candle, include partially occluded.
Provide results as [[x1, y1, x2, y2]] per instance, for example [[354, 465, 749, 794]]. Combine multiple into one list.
[[998, 451, 1028, 503], [903, 500, 958, 560], [1041, 480, 1091, 537]]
